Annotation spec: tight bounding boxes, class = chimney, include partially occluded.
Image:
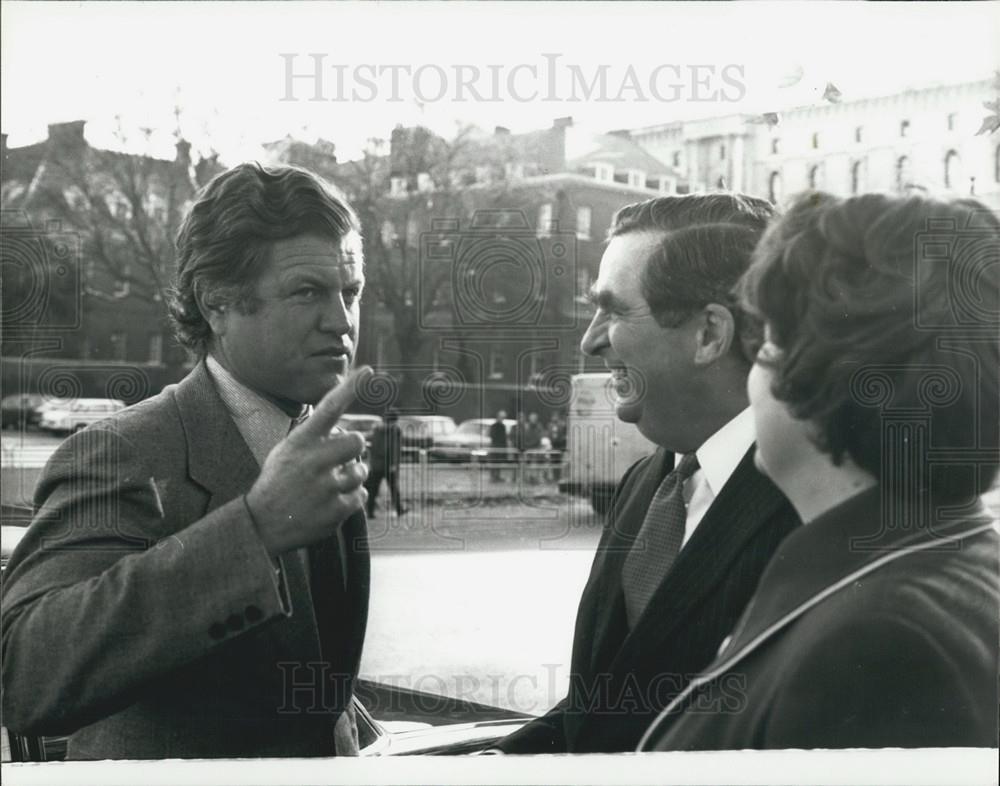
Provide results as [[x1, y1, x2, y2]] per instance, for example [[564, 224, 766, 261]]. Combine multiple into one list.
[[175, 138, 192, 167], [494, 125, 510, 137], [552, 116, 573, 129], [47, 120, 87, 150]]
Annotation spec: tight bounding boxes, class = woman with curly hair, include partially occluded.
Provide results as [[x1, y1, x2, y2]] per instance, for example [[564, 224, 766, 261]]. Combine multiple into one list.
[[641, 192, 999, 750]]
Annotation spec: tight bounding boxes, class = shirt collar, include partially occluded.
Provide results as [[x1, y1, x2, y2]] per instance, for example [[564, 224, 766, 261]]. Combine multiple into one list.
[[680, 407, 756, 497], [205, 355, 303, 466]]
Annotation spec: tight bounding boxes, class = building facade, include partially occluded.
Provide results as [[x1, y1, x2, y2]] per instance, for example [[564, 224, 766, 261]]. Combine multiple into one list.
[[265, 119, 667, 422], [628, 78, 1000, 209]]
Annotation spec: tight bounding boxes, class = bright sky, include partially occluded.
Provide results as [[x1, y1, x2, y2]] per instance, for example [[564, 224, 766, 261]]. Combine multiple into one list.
[[2, 1, 998, 163]]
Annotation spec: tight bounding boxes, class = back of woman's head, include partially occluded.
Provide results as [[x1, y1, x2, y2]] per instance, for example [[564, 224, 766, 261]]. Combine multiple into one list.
[[740, 191, 999, 503]]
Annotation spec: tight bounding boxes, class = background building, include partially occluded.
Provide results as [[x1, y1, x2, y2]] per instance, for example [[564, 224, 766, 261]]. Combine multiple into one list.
[[264, 118, 666, 421], [628, 77, 999, 208]]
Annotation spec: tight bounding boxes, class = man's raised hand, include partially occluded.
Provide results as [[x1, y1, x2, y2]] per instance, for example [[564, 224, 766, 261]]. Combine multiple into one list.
[[245, 367, 374, 557]]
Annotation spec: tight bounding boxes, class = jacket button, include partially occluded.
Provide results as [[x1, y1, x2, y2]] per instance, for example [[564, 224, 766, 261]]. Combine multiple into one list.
[[245, 605, 263, 623], [226, 613, 245, 632], [208, 622, 227, 640]]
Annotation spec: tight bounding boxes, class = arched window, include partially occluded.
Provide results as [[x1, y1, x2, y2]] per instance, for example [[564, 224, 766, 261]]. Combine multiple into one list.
[[944, 150, 962, 190], [808, 163, 824, 190], [896, 156, 911, 192], [850, 160, 866, 195], [768, 171, 783, 204]]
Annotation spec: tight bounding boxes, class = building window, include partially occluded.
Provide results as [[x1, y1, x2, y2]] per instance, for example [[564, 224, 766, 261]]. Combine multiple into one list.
[[475, 165, 493, 185], [389, 176, 407, 197], [899, 120, 910, 138], [811, 132, 820, 150], [947, 113, 957, 131], [768, 171, 783, 204], [576, 266, 592, 303], [808, 164, 824, 190], [528, 352, 543, 382], [147, 333, 163, 365], [771, 138, 780, 155], [672, 151, 681, 168], [504, 162, 524, 180], [944, 150, 962, 190], [406, 217, 420, 248], [110, 331, 127, 362], [488, 349, 504, 380], [576, 206, 592, 241], [719, 144, 726, 161], [627, 170, 646, 189], [416, 172, 433, 192], [854, 126, 863, 144], [850, 160, 866, 195], [537, 203, 553, 237], [593, 163, 614, 182], [995, 145, 1000, 183], [896, 156, 912, 191]]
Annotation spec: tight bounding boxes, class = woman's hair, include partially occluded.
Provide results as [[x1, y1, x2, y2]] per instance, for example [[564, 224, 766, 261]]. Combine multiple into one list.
[[168, 162, 360, 355], [739, 191, 999, 503]]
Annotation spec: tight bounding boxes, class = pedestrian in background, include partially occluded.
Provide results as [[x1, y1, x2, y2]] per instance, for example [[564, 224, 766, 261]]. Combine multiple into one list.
[[365, 409, 407, 517], [488, 409, 509, 482], [547, 411, 567, 483]]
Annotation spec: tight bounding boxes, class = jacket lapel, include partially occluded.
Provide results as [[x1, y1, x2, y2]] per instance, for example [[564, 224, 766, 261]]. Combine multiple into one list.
[[609, 449, 789, 673], [174, 361, 260, 510]]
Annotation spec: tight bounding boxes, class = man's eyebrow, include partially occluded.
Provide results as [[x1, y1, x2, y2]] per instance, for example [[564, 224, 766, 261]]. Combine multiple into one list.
[[586, 287, 617, 310]]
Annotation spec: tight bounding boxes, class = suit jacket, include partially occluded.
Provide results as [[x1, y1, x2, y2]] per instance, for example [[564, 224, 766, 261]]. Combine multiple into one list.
[[1, 362, 370, 759], [497, 446, 799, 753], [644, 488, 1000, 750]]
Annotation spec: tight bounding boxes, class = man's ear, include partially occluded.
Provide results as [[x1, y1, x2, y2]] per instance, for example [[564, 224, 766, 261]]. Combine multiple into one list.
[[196, 286, 231, 337], [692, 304, 736, 366]]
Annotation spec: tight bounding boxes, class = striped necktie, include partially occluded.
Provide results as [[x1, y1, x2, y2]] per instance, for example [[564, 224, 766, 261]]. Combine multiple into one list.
[[622, 453, 700, 628]]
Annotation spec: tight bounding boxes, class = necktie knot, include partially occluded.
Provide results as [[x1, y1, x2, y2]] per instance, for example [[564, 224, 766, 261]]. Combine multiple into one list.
[[675, 452, 700, 482]]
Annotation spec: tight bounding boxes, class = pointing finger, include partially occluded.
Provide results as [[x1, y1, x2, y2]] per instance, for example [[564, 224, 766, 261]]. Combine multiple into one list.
[[294, 366, 373, 441]]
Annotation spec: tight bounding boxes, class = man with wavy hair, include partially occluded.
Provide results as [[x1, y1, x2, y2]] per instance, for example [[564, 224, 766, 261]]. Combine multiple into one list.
[[2, 163, 373, 759]]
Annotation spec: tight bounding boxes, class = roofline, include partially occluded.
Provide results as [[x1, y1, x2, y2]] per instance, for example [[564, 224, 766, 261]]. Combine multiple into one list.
[[625, 76, 994, 137]]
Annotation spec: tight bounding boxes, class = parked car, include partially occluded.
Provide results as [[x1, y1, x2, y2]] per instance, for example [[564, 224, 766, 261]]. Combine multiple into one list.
[[397, 415, 457, 452], [1, 394, 46, 430], [37, 398, 127, 434], [429, 418, 517, 463], [338, 413, 383, 445]]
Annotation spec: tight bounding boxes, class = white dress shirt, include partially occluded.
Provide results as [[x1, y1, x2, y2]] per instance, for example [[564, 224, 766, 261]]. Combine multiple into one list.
[[678, 407, 756, 549]]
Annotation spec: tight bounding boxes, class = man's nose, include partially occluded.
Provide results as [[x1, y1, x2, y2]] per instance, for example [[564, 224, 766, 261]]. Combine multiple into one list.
[[580, 311, 608, 356], [319, 296, 353, 335]]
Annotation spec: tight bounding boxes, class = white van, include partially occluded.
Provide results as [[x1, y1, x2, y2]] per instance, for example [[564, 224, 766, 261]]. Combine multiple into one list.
[[560, 373, 656, 513], [38, 398, 127, 434]]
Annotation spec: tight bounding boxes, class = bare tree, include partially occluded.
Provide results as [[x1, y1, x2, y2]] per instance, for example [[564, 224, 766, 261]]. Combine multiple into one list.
[[332, 124, 526, 394], [20, 118, 222, 371]]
